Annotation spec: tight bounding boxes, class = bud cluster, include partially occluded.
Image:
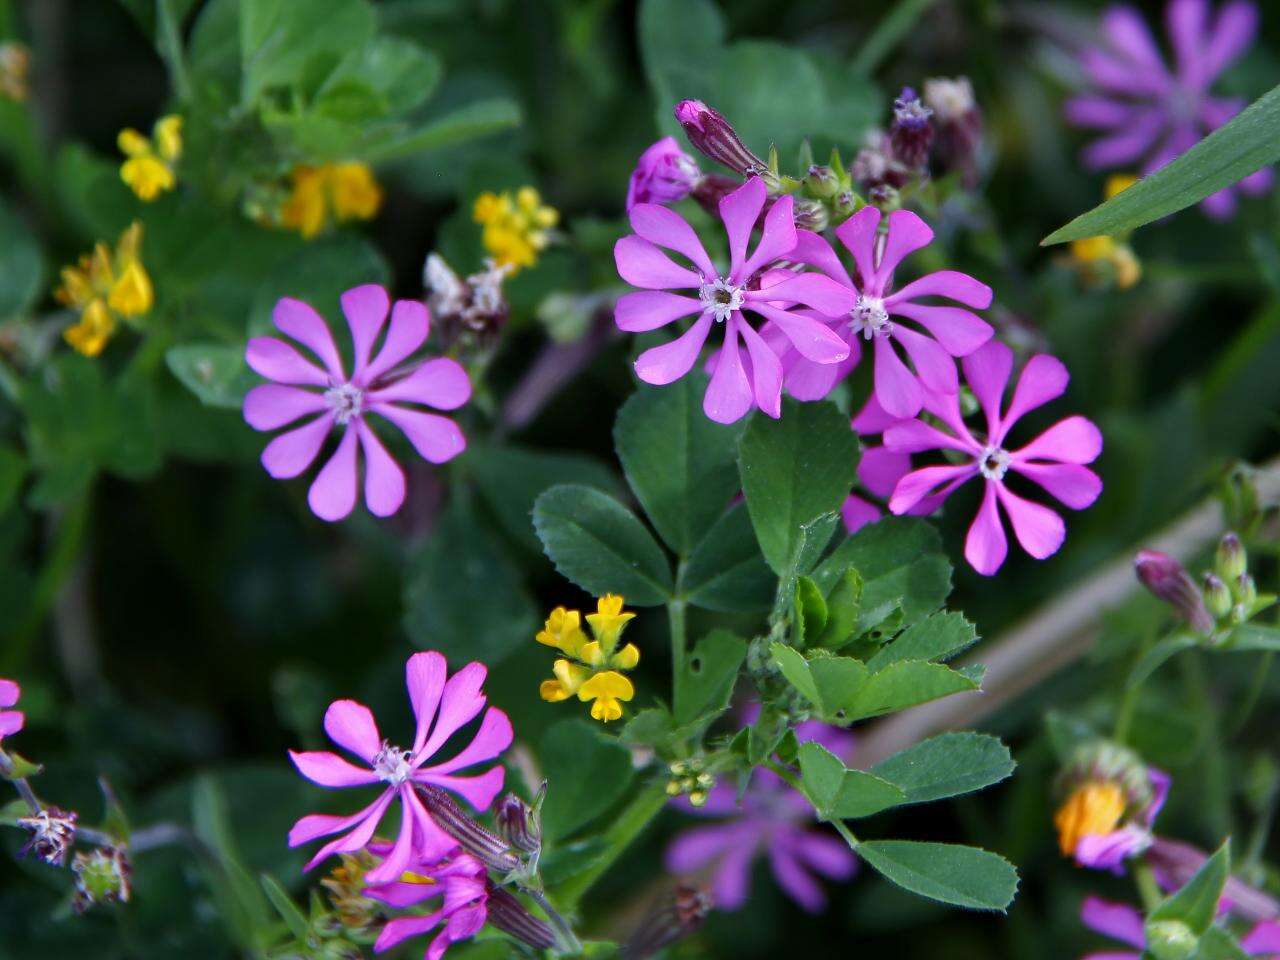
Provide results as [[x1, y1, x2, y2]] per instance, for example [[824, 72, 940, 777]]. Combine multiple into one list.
[[71, 845, 132, 914], [1135, 533, 1273, 641], [665, 758, 715, 807]]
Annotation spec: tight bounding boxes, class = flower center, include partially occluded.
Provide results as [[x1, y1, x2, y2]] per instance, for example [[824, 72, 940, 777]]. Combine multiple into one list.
[[324, 383, 364, 425], [849, 295, 892, 339], [978, 444, 1011, 481], [699, 277, 744, 324], [372, 742, 413, 785]]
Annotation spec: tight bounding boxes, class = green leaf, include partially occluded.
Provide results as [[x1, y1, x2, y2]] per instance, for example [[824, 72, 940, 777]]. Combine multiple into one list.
[[469, 444, 621, 554], [840, 660, 980, 722], [1045, 711, 1098, 761], [1195, 927, 1251, 960], [870, 733, 1014, 805], [771, 642, 868, 721], [614, 377, 743, 555], [798, 741, 905, 819], [192, 776, 272, 949], [815, 568, 863, 649], [317, 37, 442, 117], [403, 506, 538, 666], [360, 98, 522, 163], [867, 612, 978, 671], [1127, 632, 1201, 687], [681, 502, 774, 613], [1224, 622, 1280, 652], [814, 518, 951, 632], [739, 399, 858, 576], [713, 41, 828, 159], [166, 343, 256, 409], [539, 719, 635, 843], [239, 0, 376, 104], [856, 840, 1019, 911], [1042, 86, 1280, 244], [0, 197, 40, 320], [260, 874, 309, 941], [674, 629, 746, 727], [0, 447, 27, 518], [638, 0, 724, 135], [533, 485, 673, 605], [794, 577, 828, 646], [1149, 841, 1230, 935], [851, 0, 943, 75]]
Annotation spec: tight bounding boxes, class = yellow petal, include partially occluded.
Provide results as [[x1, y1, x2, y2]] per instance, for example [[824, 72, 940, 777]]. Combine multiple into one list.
[[116, 221, 145, 264], [552, 659, 590, 696], [64, 300, 116, 357], [55, 266, 92, 308], [578, 670, 634, 703], [1054, 781, 1125, 857], [89, 243, 114, 291], [612, 643, 640, 670], [589, 697, 623, 722], [108, 261, 153, 316], [1105, 173, 1137, 200], [539, 679, 571, 703], [579, 641, 604, 667], [121, 155, 175, 202], [116, 128, 151, 158], [329, 162, 382, 222], [154, 115, 183, 162], [281, 167, 329, 239], [1069, 236, 1115, 264]]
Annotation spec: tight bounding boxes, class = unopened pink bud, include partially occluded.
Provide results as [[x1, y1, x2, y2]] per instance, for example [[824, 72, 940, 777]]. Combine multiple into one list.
[[1134, 549, 1213, 633], [673, 101, 775, 186]]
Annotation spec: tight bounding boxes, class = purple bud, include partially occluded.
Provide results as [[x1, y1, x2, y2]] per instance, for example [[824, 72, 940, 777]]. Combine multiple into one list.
[[486, 886, 557, 950], [889, 87, 934, 170], [620, 883, 713, 960], [415, 784, 521, 874], [689, 173, 742, 214], [17, 806, 78, 866], [673, 100, 776, 187], [1202, 572, 1233, 620], [495, 791, 541, 855], [924, 76, 984, 186], [792, 197, 828, 231], [1215, 532, 1246, 580], [626, 136, 701, 211], [1134, 550, 1214, 633]]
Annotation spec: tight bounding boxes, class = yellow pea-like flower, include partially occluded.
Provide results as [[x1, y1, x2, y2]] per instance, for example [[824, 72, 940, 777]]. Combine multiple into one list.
[[1054, 781, 1126, 857], [118, 115, 182, 202], [473, 186, 559, 274], [578, 671, 634, 723], [56, 221, 153, 357], [585, 593, 635, 655], [63, 300, 117, 358], [534, 594, 640, 723], [536, 607, 588, 657], [280, 162, 383, 239]]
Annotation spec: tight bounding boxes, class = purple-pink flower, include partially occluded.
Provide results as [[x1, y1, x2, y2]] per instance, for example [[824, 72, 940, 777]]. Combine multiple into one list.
[[364, 849, 489, 960], [782, 205, 994, 418], [627, 136, 701, 211], [841, 396, 915, 534], [665, 716, 857, 913], [614, 176, 854, 423], [287, 652, 511, 886], [244, 284, 470, 522], [1078, 896, 1280, 959], [0, 678, 23, 742], [1065, 0, 1273, 218], [885, 340, 1102, 575]]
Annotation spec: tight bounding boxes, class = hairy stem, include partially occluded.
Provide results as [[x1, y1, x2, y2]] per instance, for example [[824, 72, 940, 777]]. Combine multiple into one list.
[[522, 885, 582, 956]]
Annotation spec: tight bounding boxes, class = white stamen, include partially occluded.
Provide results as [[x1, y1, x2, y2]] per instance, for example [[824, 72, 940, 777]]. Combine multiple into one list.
[[373, 742, 413, 786], [850, 295, 892, 339], [324, 383, 364, 425], [699, 277, 745, 324], [978, 444, 1011, 481]]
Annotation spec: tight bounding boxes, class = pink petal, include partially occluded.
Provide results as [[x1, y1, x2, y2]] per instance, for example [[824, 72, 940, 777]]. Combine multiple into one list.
[[414, 662, 490, 764], [996, 483, 1065, 560], [876, 210, 934, 288], [873, 336, 924, 419], [883, 418, 970, 455], [665, 823, 742, 872], [784, 351, 850, 401], [1102, 6, 1170, 75], [887, 270, 992, 309], [1240, 165, 1273, 196], [404, 769, 460, 862], [364, 792, 417, 884], [893, 326, 958, 394], [888, 302, 993, 357], [889, 463, 975, 514], [960, 340, 1013, 438], [1014, 415, 1103, 464], [851, 394, 897, 434], [243, 384, 327, 431], [273, 297, 344, 379], [371, 358, 471, 410], [0, 710, 24, 738], [1081, 896, 1146, 949], [308, 426, 359, 522], [1166, 0, 1209, 84], [1241, 921, 1280, 954], [1080, 48, 1168, 97], [0, 679, 18, 708], [1200, 186, 1237, 219], [1002, 354, 1069, 431], [355, 422, 405, 518], [375, 914, 443, 953], [363, 300, 430, 383], [261, 414, 334, 479], [703, 319, 753, 424], [372, 405, 466, 464], [788, 230, 854, 288], [749, 273, 856, 318], [406, 651, 448, 755], [965, 482, 1008, 576], [289, 749, 379, 787], [246, 337, 331, 387], [859, 446, 913, 498], [417, 707, 513, 776], [795, 829, 858, 880], [324, 699, 382, 761], [739, 320, 784, 419], [615, 291, 704, 332], [1082, 110, 1167, 169], [629, 203, 716, 278], [341, 284, 391, 378], [615, 235, 702, 290], [841, 494, 881, 533], [419, 765, 506, 811], [290, 789, 392, 849], [1013, 462, 1103, 510], [1203, 1, 1257, 79], [749, 302, 849, 364], [769, 842, 827, 913], [833, 206, 880, 289], [711, 834, 761, 910], [736, 194, 798, 281], [718, 177, 767, 278], [365, 879, 442, 909], [1065, 95, 1139, 129], [634, 313, 714, 385]]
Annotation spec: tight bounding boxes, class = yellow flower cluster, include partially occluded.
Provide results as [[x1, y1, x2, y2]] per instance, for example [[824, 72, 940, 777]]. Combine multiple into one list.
[[118, 115, 183, 202], [55, 222, 153, 357], [0, 42, 30, 102], [1053, 780, 1125, 857], [280, 162, 383, 239], [537, 594, 639, 722], [473, 187, 558, 273], [1069, 174, 1141, 290]]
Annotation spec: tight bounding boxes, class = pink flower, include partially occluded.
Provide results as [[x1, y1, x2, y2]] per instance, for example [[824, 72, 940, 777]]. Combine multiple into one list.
[[1065, 0, 1273, 218], [614, 176, 854, 424], [364, 850, 489, 960], [244, 284, 470, 522], [626, 136, 701, 210], [287, 652, 512, 885], [1078, 896, 1280, 959], [782, 205, 994, 418], [841, 396, 916, 534], [885, 340, 1102, 575], [0, 678, 23, 742], [665, 711, 857, 913], [1076, 768, 1170, 871]]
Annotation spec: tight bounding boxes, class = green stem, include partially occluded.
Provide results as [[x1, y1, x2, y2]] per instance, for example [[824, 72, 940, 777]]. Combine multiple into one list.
[[1227, 650, 1273, 735], [1133, 861, 1162, 912], [768, 761, 860, 849], [667, 560, 688, 679], [156, 0, 193, 102], [1114, 633, 1156, 745], [1181, 652, 1231, 839], [522, 886, 581, 956], [549, 780, 668, 912]]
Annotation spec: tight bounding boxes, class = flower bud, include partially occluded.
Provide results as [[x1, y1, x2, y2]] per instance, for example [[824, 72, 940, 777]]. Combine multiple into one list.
[[689, 173, 742, 214], [804, 164, 839, 199], [792, 197, 828, 232], [486, 886, 557, 950], [626, 136, 701, 210], [1215, 532, 1246, 580], [832, 190, 860, 221], [924, 76, 983, 186], [1202, 573, 1233, 620], [674, 101, 777, 188], [889, 87, 934, 170], [71, 846, 131, 913], [415, 784, 521, 874], [1234, 573, 1258, 609], [1133, 549, 1213, 634], [495, 789, 541, 855], [1144, 920, 1198, 960], [17, 806, 78, 866], [869, 184, 900, 211], [621, 883, 713, 960]]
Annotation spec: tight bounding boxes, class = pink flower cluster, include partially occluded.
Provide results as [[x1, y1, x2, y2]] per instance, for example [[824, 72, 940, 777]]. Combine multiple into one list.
[[288, 652, 511, 960]]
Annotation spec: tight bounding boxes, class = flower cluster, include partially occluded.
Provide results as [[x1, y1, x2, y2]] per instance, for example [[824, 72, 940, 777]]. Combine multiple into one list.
[[473, 187, 558, 273], [55, 221, 153, 357], [280, 162, 383, 239], [117, 115, 183, 202], [244, 284, 470, 521], [536, 594, 640, 722]]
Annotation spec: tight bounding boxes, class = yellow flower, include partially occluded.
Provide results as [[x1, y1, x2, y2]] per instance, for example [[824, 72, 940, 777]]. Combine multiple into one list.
[[0, 42, 30, 102], [1105, 173, 1138, 199], [472, 186, 559, 274], [56, 221, 153, 357], [1067, 174, 1142, 291], [280, 162, 383, 239], [536, 594, 640, 722], [118, 115, 183, 202], [1054, 780, 1126, 857]]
